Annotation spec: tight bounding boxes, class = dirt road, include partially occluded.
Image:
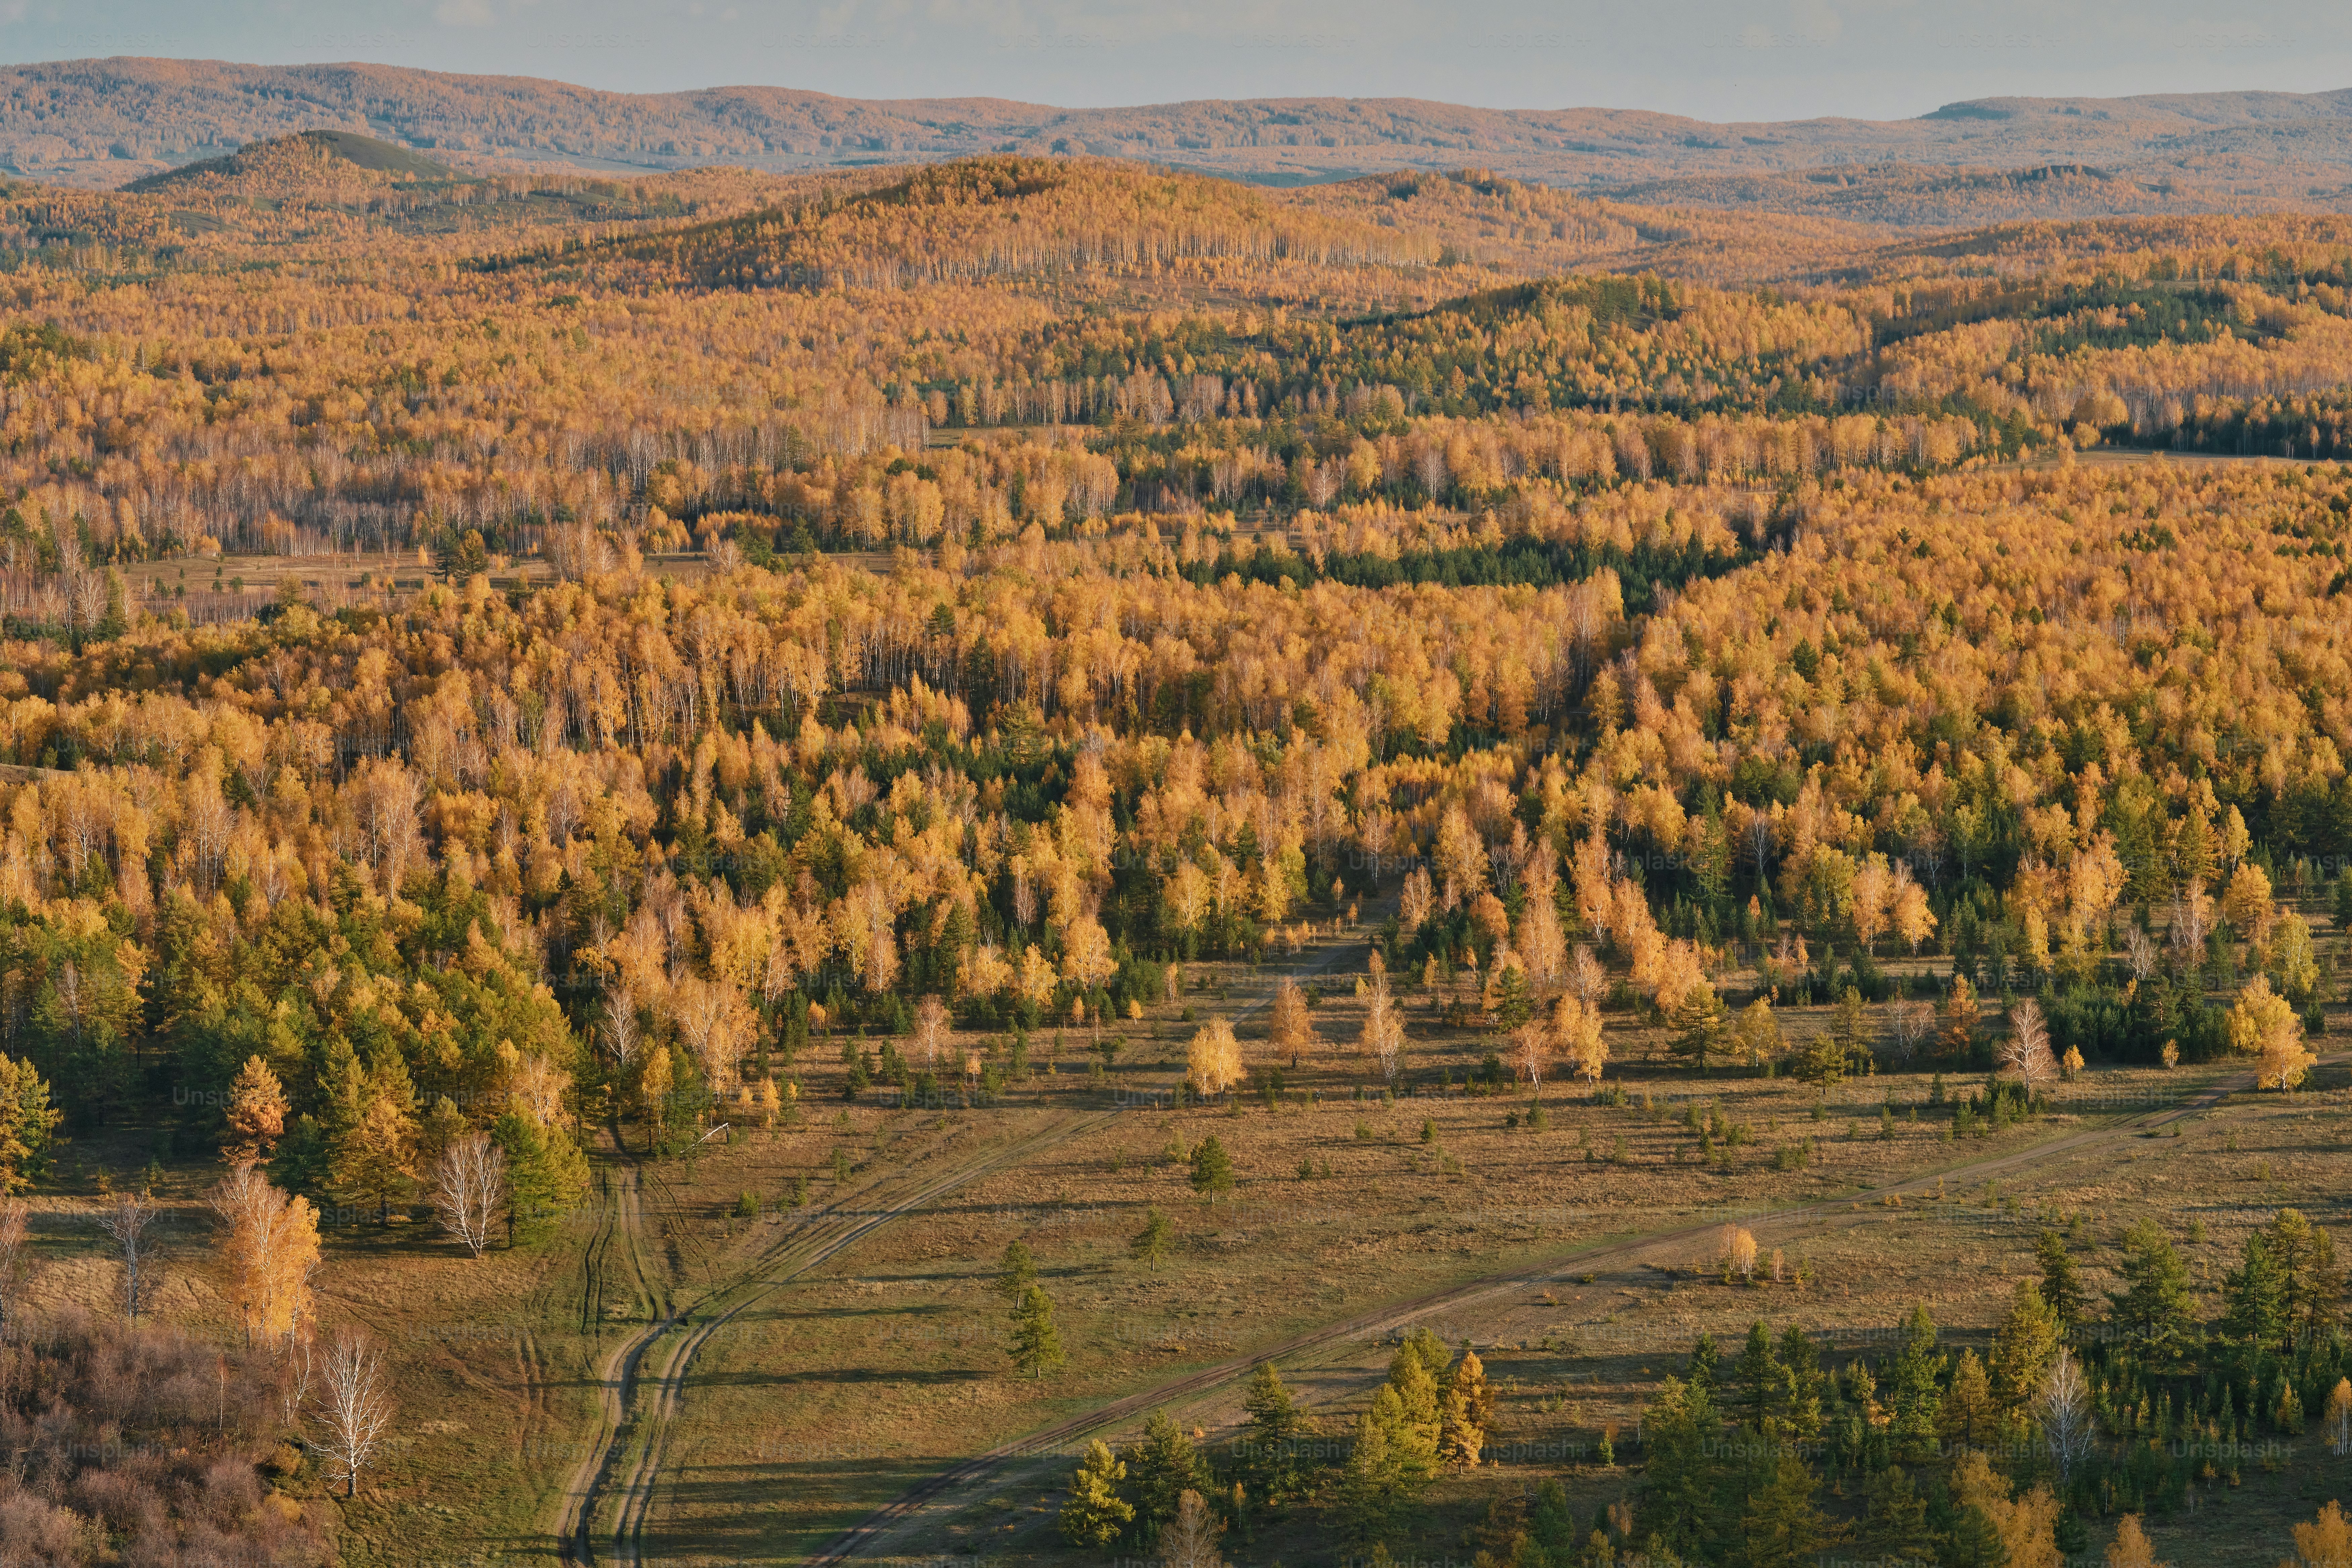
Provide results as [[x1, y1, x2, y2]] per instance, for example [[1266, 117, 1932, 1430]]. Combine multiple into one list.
[[812, 1051, 2322, 1563]]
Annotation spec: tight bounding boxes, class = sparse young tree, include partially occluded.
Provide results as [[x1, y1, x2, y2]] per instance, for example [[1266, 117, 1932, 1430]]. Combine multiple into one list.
[[0, 1198, 32, 1336], [429, 1132, 507, 1259], [1269, 978, 1315, 1068], [313, 1326, 396, 1498], [1889, 996, 1930, 1062], [1942, 973, 1981, 1058], [997, 1237, 1039, 1301], [279, 1320, 320, 1430], [1131, 1207, 1173, 1271], [95, 1187, 159, 1323]]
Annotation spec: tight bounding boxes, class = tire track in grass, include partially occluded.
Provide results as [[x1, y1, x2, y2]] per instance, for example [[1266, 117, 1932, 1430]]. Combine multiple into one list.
[[557, 919, 1386, 1565], [812, 1052, 2330, 1563]]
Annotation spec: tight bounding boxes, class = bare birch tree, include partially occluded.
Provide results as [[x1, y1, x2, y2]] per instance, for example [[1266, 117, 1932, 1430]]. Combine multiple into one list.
[[1513, 1021, 1550, 1094], [2002, 999, 2060, 1096], [430, 1132, 507, 1259], [912, 993, 952, 1072], [95, 1188, 159, 1323], [1164, 1489, 1228, 1568], [601, 979, 640, 1069], [2040, 1347, 2094, 1483], [280, 1322, 319, 1429], [1359, 960, 1405, 1088], [314, 1327, 397, 1498]]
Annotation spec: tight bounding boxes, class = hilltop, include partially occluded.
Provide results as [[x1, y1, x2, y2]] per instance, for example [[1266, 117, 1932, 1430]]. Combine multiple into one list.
[[123, 128, 458, 194], [120, 129, 458, 203]]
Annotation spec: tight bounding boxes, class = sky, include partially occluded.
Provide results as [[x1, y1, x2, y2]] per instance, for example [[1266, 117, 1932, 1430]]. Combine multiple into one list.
[[14, 0, 2352, 121]]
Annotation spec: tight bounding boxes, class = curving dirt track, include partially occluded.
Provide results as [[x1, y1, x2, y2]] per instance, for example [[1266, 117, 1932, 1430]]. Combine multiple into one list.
[[553, 921, 1384, 1565], [811, 1051, 2334, 1564]]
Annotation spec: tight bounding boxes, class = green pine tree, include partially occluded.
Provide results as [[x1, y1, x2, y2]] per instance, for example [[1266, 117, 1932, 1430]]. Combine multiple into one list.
[[1124, 1408, 1209, 1543], [1739, 1443, 1838, 1568], [1990, 1277, 2060, 1409], [1861, 1466, 1932, 1560], [2034, 1227, 2088, 1327], [1009, 1283, 1065, 1380], [1799, 988, 1863, 1084], [1888, 1303, 1943, 1461], [2109, 1218, 2199, 1361], [998, 1237, 1038, 1301], [1633, 1373, 1718, 1556], [1528, 1478, 1578, 1562], [1058, 1438, 1134, 1547], [1131, 1207, 1174, 1271], [1336, 1396, 1404, 1547], [492, 1110, 589, 1245], [1686, 1331, 1722, 1396], [1776, 1323, 1824, 1439], [1189, 1135, 1234, 1200], [2223, 1231, 2288, 1351], [1492, 964, 1535, 1030], [1734, 1321, 1785, 1431], [1239, 1360, 1313, 1505]]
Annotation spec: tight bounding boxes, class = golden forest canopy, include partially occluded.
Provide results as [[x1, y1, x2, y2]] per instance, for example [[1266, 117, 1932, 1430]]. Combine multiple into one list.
[[0, 152, 2345, 1182]]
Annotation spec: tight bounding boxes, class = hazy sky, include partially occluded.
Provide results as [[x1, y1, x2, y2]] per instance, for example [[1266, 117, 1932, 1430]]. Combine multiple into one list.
[[15, 0, 2352, 120]]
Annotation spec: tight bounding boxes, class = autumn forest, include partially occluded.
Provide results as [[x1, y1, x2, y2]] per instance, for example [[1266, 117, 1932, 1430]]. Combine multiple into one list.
[[0, 119, 2343, 1568]]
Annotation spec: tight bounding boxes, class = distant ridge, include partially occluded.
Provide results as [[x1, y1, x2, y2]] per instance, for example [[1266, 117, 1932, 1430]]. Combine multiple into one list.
[[0, 58, 2344, 195]]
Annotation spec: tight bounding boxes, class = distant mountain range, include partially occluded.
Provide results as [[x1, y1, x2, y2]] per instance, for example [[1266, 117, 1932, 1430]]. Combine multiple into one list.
[[8, 57, 2352, 223]]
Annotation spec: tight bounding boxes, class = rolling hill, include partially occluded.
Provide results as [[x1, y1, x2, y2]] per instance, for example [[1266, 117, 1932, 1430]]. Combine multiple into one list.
[[121, 129, 458, 196], [3, 56, 2351, 227]]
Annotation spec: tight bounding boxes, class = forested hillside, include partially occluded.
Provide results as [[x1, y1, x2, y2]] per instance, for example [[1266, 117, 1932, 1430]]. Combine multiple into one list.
[[0, 147, 2346, 1567]]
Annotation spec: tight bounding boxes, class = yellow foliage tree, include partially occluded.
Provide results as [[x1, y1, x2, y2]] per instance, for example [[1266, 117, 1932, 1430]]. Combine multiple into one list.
[[1186, 1018, 1243, 1097], [210, 1162, 320, 1348], [2228, 975, 2314, 1090]]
